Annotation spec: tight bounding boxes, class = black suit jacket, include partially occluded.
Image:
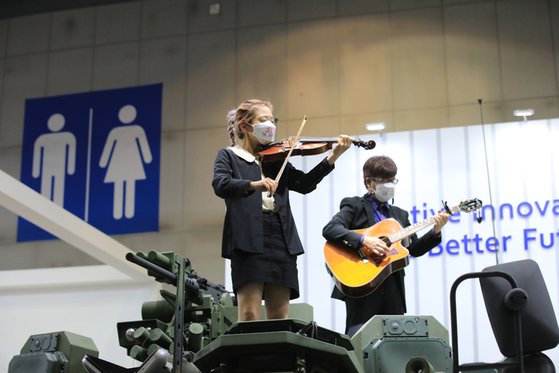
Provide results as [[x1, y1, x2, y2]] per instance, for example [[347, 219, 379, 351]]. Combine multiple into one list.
[[213, 148, 334, 259], [322, 194, 442, 308]]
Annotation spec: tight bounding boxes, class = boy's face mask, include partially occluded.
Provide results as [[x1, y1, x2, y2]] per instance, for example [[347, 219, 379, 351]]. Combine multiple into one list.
[[372, 181, 396, 203]]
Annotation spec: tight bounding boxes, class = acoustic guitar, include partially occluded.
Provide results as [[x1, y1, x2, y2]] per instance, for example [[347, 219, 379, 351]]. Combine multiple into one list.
[[323, 198, 482, 298]]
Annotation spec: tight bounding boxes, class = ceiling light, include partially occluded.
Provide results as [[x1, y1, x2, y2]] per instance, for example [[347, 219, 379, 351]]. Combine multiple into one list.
[[513, 109, 534, 118], [365, 122, 385, 131]]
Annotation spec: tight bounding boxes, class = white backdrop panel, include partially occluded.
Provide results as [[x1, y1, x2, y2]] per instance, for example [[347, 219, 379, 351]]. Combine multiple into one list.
[[224, 118, 559, 364]]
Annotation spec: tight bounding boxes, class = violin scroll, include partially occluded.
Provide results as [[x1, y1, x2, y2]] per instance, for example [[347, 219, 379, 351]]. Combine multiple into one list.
[[351, 139, 376, 150]]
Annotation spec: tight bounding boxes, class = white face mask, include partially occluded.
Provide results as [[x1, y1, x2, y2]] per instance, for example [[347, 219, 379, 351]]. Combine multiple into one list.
[[249, 120, 276, 145], [373, 182, 396, 203]]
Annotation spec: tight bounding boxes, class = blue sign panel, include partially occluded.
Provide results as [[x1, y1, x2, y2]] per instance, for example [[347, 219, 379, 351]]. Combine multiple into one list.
[[18, 84, 162, 241]]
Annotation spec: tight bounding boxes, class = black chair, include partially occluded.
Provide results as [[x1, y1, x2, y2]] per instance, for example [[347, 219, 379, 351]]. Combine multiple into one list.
[[450, 259, 559, 372]]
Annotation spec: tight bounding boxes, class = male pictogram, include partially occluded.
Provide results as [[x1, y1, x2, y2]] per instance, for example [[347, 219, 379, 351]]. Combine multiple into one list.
[[32, 113, 76, 206]]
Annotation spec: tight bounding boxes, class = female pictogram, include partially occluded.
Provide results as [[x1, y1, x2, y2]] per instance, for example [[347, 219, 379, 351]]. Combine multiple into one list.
[[99, 105, 152, 219]]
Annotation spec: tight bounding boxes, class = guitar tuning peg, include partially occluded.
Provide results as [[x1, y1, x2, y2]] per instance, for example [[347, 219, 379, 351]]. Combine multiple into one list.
[[476, 208, 483, 223]]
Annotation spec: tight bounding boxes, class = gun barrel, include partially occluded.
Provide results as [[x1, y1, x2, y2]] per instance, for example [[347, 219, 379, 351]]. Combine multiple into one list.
[[126, 252, 177, 283], [126, 252, 201, 292]]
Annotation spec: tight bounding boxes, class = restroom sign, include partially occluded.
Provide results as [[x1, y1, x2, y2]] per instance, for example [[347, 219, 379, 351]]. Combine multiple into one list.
[[18, 84, 162, 242]]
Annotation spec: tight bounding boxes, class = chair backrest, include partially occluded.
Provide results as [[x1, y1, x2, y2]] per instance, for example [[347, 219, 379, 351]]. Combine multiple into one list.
[[480, 259, 559, 357], [500, 352, 556, 373]]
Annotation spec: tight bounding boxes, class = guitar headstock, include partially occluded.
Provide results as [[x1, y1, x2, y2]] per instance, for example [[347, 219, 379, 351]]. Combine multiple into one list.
[[458, 198, 483, 213], [352, 139, 376, 150]]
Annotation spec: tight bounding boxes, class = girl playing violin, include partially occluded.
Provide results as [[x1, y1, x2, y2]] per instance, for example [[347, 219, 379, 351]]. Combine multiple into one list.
[[212, 98, 352, 321]]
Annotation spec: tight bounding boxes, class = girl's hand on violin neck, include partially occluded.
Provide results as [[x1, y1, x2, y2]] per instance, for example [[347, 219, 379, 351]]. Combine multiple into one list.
[[327, 134, 352, 165], [250, 177, 278, 194]]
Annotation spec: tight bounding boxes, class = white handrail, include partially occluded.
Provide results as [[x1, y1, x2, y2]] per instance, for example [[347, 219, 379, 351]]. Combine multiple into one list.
[[0, 168, 148, 284]]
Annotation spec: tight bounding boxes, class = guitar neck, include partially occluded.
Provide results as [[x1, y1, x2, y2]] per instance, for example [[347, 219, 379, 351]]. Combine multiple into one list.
[[388, 217, 436, 243], [387, 205, 460, 244]]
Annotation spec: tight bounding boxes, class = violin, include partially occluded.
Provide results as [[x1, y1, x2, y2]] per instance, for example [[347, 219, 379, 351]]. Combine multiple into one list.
[[259, 137, 376, 162]]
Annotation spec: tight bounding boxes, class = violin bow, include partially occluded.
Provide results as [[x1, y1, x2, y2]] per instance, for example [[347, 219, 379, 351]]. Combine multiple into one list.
[[273, 115, 308, 184]]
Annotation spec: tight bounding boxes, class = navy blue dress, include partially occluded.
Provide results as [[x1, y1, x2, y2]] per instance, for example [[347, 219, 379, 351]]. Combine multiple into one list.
[[213, 147, 334, 299]]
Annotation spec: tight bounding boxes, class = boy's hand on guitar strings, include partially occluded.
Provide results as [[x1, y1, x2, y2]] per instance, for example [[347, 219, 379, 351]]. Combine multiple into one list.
[[362, 236, 390, 259]]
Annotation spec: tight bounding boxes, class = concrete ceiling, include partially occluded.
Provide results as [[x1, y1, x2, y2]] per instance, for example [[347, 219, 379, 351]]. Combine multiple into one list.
[[0, 0, 138, 19]]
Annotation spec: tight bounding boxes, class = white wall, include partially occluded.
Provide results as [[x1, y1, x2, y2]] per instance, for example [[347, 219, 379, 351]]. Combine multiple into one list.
[[0, 266, 161, 370]]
